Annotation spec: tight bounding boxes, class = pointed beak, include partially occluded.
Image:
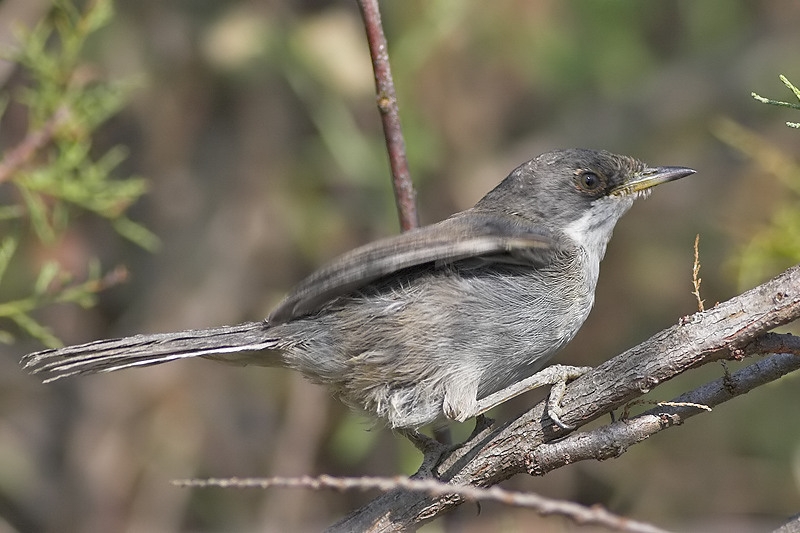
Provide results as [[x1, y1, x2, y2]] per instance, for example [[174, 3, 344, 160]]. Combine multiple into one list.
[[612, 166, 696, 196]]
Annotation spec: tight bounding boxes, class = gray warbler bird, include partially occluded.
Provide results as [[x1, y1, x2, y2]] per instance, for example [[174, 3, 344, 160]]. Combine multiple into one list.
[[21, 148, 694, 431]]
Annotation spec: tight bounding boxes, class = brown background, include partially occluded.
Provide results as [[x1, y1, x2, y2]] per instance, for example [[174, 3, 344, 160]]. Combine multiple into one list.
[[1, 1, 799, 531]]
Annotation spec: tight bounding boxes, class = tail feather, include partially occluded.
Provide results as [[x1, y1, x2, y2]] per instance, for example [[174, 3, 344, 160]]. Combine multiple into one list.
[[21, 321, 279, 383]]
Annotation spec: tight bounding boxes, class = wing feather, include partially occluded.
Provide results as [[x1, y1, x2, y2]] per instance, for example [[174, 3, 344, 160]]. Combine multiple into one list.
[[268, 211, 558, 324]]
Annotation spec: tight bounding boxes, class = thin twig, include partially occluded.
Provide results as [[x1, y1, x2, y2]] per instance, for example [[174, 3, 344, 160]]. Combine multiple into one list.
[[356, 0, 418, 231], [620, 398, 711, 419], [692, 234, 704, 311], [654, 401, 711, 411], [86, 265, 129, 293], [751, 75, 800, 128], [173, 475, 669, 533], [0, 106, 71, 184]]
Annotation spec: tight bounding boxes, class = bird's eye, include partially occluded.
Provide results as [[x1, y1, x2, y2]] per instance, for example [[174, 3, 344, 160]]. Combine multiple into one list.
[[574, 171, 603, 193]]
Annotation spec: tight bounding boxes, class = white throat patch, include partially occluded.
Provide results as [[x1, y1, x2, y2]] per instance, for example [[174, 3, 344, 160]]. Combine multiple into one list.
[[563, 195, 636, 265]]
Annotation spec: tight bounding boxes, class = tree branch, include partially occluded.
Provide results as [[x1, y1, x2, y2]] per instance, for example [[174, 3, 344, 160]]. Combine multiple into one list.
[[329, 264, 800, 531], [356, 0, 418, 231], [527, 343, 800, 476], [0, 105, 70, 184]]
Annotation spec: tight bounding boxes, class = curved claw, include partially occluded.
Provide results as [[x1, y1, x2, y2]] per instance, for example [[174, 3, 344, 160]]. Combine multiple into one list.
[[547, 408, 575, 430]]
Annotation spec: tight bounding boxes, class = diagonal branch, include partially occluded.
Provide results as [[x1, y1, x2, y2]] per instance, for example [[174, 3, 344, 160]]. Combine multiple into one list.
[[0, 106, 70, 184], [527, 342, 800, 476], [329, 264, 800, 531]]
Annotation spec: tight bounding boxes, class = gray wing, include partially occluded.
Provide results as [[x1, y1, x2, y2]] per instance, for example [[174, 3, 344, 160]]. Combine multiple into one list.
[[268, 210, 560, 324]]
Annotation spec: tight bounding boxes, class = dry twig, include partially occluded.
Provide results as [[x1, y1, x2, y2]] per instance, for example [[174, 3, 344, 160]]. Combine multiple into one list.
[[174, 475, 669, 533], [692, 234, 705, 311]]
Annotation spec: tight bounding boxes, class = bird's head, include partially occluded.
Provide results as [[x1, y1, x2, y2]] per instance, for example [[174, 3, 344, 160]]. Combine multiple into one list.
[[475, 148, 695, 257]]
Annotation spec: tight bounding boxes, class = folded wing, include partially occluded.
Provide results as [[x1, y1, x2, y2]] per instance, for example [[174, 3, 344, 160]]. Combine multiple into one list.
[[269, 210, 559, 324]]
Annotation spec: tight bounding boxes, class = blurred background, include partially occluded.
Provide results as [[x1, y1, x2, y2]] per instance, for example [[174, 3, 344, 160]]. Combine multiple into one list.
[[0, 0, 799, 531]]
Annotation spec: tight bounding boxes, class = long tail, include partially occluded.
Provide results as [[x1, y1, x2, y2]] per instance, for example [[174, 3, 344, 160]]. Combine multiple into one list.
[[21, 321, 279, 383]]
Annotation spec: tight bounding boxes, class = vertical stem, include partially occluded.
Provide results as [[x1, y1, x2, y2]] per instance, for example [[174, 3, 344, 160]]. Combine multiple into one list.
[[356, 0, 418, 231]]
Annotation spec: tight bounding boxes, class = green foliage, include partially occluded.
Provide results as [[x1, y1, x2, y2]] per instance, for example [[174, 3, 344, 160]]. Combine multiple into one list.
[[0, 0, 155, 346], [752, 75, 800, 129], [715, 118, 800, 289], [0, 235, 128, 347], [6, 0, 156, 248], [727, 76, 800, 287]]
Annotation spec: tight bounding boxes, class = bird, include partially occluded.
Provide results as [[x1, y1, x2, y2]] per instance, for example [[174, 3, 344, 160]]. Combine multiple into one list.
[[21, 148, 695, 431]]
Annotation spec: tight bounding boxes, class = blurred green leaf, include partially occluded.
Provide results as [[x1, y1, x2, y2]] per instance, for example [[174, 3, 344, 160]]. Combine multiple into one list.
[[112, 217, 161, 252], [0, 205, 25, 221], [10, 312, 62, 348], [33, 261, 62, 295], [0, 237, 17, 284], [328, 412, 380, 465], [0, 330, 14, 345]]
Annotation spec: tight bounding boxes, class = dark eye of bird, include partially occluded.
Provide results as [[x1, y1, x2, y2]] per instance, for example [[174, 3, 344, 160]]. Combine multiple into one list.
[[575, 171, 603, 192]]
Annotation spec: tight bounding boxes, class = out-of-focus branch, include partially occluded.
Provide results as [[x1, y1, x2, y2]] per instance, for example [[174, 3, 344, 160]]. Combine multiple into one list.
[[356, 0, 417, 231], [174, 475, 668, 533], [0, 106, 70, 184]]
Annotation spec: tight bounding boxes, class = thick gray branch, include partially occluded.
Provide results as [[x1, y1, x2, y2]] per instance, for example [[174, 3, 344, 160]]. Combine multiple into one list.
[[528, 345, 800, 475], [329, 264, 800, 532]]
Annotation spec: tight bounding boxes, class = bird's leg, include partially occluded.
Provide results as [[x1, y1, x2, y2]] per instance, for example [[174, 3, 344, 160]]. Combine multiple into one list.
[[470, 413, 494, 439], [470, 364, 592, 429], [432, 426, 452, 446], [396, 428, 450, 478]]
